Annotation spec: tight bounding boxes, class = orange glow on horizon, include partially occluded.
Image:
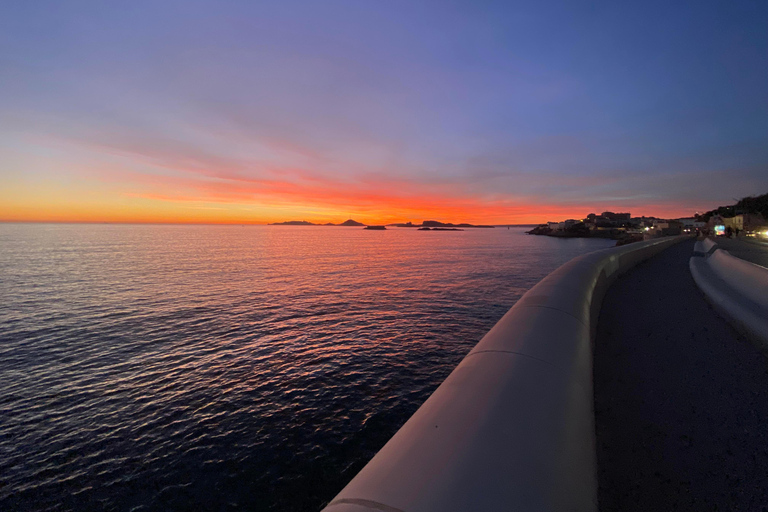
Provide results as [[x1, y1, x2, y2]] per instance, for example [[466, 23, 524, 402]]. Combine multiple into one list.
[[0, 195, 704, 226], [0, 158, 708, 226], [1, 122, 723, 227]]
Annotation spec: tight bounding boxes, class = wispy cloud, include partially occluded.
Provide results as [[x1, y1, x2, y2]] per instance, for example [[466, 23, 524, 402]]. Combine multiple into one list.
[[2, 0, 766, 223]]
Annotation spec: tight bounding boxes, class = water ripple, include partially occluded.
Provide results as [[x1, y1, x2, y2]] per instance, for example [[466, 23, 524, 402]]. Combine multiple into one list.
[[0, 224, 614, 511]]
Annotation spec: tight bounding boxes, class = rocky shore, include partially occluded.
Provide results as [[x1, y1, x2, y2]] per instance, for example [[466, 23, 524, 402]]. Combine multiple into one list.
[[527, 223, 643, 245]]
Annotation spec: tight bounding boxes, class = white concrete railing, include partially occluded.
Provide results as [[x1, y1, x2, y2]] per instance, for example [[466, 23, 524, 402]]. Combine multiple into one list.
[[322, 236, 687, 512], [707, 249, 768, 309], [694, 238, 717, 256], [699, 238, 717, 254], [690, 245, 768, 345]]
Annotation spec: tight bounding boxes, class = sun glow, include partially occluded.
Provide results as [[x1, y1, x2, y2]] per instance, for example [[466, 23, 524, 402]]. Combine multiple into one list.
[[0, 173, 703, 226]]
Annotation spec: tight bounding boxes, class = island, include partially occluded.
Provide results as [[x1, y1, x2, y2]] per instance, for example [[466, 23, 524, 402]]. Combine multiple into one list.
[[418, 220, 493, 228], [269, 220, 317, 226], [270, 218, 495, 229], [269, 218, 364, 226]]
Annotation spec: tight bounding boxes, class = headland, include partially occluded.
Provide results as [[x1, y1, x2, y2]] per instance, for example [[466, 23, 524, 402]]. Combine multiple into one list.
[[527, 194, 768, 245]]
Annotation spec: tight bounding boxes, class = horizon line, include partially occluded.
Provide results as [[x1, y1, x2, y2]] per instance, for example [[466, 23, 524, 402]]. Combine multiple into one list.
[[0, 219, 545, 227]]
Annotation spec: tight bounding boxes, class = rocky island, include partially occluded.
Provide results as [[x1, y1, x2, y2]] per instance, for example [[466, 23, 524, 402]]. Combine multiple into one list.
[[270, 219, 493, 229], [269, 219, 364, 226], [391, 220, 494, 229], [269, 220, 317, 226], [338, 219, 365, 226]]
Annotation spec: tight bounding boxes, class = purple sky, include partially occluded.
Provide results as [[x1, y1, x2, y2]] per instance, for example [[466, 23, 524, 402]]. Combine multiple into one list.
[[1, 0, 766, 223]]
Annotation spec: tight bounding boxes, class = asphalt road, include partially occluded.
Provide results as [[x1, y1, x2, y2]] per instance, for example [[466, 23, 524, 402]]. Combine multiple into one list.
[[594, 239, 768, 511], [712, 236, 768, 268]]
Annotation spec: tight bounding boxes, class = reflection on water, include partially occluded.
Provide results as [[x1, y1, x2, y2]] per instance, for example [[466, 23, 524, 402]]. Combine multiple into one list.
[[0, 224, 615, 511]]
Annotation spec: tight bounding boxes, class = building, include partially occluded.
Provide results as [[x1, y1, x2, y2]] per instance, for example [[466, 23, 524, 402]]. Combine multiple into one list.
[[677, 217, 706, 233], [602, 212, 631, 222], [593, 212, 632, 228], [645, 219, 682, 237], [708, 214, 765, 235], [678, 217, 706, 228]]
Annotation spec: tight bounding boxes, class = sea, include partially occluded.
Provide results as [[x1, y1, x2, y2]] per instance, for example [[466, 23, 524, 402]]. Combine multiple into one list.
[[0, 223, 616, 511]]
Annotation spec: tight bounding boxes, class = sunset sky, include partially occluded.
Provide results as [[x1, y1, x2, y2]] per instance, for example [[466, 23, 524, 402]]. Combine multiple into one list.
[[1, 0, 766, 225]]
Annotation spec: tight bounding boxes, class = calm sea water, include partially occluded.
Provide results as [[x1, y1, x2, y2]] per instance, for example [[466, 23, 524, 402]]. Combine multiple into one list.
[[0, 224, 615, 511]]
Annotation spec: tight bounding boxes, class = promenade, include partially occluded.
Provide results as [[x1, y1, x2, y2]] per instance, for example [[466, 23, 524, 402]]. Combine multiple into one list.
[[594, 239, 768, 511], [714, 237, 768, 267], [322, 237, 768, 512]]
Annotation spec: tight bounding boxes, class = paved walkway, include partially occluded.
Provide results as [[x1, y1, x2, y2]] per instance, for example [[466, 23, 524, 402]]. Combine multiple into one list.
[[713, 237, 768, 268], [594, 239, 768, 511]]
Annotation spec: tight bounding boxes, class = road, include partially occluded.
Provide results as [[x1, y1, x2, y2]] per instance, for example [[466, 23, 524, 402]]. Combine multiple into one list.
[[712, 236, 768, 268], [593, 239, 768, 511]]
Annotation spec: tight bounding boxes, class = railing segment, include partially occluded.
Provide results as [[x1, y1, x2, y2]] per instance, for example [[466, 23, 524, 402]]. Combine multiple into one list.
[[690, 243, 768, 345], [322, 236, 686, 512]]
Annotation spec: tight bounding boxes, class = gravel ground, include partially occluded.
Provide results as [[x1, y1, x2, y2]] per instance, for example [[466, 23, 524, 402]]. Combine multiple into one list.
[[594, 239, 768, 511]]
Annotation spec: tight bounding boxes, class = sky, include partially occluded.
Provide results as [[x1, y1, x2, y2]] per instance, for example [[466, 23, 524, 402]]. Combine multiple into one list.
[[1, 0, 766, 225]]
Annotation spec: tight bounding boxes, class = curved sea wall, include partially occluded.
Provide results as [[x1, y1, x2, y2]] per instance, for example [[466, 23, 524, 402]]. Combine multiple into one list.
[[690, 245, 768, 345], [693, 238, 718, 256], [706, 249, 768, 310], [322, 236, 686, 512]]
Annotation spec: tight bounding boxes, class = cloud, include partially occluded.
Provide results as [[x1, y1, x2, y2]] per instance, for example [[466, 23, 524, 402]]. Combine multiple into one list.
[[16, 114, 761, 224]]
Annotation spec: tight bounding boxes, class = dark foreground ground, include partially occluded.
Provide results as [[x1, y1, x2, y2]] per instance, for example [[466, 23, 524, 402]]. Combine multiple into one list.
[[594, 239, 768, 511]]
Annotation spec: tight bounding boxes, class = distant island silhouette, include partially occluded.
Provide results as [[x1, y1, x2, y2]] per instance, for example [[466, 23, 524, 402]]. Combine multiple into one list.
[[339, 219, 365, 226], [390, 220, 494, 228], [269, 220, 317, 226], [269, 219, 364, 226], [270, 219, 494, 228]]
